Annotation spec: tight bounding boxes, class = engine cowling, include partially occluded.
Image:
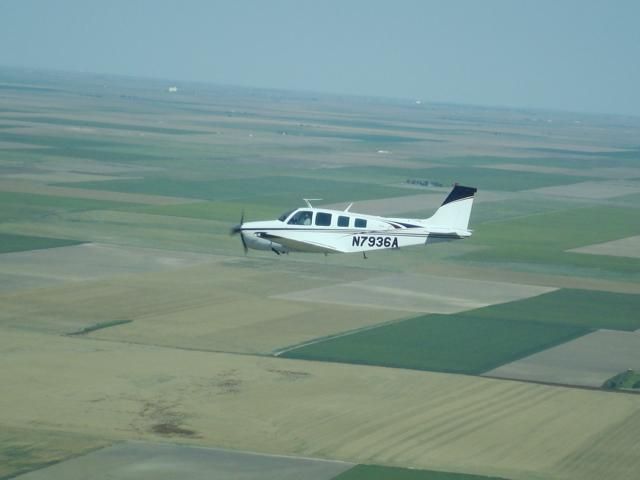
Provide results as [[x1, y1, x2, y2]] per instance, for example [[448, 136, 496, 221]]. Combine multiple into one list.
[[244, 232, 288, 254]]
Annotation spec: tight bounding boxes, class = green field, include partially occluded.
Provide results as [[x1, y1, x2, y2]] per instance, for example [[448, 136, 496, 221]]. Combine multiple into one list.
[[0, 210, 227, 254], [403, 165, 590, 191], [334, 465, 506, 480], [282, 288, 640, 374], [64, 176, 420, 207], [131, 200, 285, 223], [523, 148, 640, 168], [282, 313, 588, 374], [0, 191, 142, 223], [465, 288, 640, 331], [459, 206, 640, 279], [0, 232, 83, 254], [4, 115, 206, 135], [468, 196, 572, 225], [301, 164, 590, 190], [602, 370, 640, 390]]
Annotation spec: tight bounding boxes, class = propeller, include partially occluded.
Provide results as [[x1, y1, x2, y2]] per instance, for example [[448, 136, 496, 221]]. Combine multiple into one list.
[[230, 211, 248, 254]]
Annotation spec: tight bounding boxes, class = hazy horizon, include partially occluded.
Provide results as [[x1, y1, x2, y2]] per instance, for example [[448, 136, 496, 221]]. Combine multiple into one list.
[[2, 0, 639, 117]]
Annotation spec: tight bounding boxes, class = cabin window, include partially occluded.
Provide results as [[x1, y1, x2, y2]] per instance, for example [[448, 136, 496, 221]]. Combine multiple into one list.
[[355, 218, 367, 228], [315, 212, 332, 226], [337, 215, 350, 227], [287, 210, 313, 225]]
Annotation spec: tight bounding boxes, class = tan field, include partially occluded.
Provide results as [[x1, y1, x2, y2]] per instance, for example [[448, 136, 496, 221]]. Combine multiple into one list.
[[0, 253, 404, 352], [91, 300, 405, 355], [17, 442, 355, 480], [273, 273, 556, 314], [485, 329, 640, 387], [1, 328, 640, 480], [569, 235, 640, 259], [0, 243, 220, 286]]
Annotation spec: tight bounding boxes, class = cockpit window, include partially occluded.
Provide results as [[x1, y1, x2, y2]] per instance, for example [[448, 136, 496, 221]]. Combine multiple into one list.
[[287, 210, 313, 225], [278, 210, 295, 222]]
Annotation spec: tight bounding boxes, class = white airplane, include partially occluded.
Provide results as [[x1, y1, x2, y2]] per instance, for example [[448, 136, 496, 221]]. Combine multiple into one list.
[[230, 184, 477, 257]]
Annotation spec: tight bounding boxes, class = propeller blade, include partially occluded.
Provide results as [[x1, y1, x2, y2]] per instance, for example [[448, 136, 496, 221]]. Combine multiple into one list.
[[240, 232, 248, 255], [230, 210, 248, 254]]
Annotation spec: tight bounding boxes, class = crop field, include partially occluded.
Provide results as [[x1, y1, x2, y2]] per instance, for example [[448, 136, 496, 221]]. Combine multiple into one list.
[[64, 176, 422, 206], [457, 205, 640, 280], [529, 180, 640, 199], [281, 288, 640, 373], [485, 330, 640, 387], [569, 234, 640, 259], [3, 329, 640, 480], [603, 369, 640, 390], [16, 442, 355, 480], [281, 313, 588, 374], [273, 273, 556, 314], [0, 243, 219, 294], [334, 465, 506, 480], [461, 288, 640, 331], [0, 232, 83, 254], [2, 67, 640, 480]]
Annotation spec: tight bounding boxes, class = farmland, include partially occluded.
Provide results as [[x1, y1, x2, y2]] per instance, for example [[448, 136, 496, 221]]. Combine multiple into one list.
[[0, 232, 83, 254], [281, 313, 588, 374], [1, 67, 640, 480], [333, 465, 506, 480]]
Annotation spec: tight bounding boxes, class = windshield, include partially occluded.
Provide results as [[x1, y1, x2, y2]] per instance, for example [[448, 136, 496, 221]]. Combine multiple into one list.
[[278, 209, 295, 222], [288, 210, 313, 225]]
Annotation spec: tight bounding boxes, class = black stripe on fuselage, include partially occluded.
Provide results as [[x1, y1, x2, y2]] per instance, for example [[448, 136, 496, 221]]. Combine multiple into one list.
[[247, 228, 462, 239]]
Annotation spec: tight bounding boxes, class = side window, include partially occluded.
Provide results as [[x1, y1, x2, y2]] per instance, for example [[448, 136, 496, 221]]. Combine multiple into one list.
[[315, 212, 332, 226], [355, 218, 367, 228], [337, 216, 350, 227], [287, 210, 313, 225]]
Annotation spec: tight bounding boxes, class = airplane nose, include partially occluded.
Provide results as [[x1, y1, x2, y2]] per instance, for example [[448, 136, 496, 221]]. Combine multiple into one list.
[[230, 227, 248, 254]]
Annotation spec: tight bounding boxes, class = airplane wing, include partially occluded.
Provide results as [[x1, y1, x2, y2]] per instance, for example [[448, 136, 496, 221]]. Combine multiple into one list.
[[258, 232, 343, 254]]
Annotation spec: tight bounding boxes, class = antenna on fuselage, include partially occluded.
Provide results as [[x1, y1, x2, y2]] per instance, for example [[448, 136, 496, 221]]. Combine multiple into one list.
[[344, 203, 353, 212], [303, 198, 322, 208]]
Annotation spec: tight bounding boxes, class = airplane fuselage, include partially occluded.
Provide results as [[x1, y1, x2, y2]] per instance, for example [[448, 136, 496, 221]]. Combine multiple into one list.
[[240, 207, 471, 255]]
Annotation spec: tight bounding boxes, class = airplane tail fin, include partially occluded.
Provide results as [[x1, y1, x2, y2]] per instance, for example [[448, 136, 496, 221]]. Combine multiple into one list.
[[422, 185, 477, 231]]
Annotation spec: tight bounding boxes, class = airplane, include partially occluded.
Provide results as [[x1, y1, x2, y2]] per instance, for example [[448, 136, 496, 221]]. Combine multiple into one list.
[[230, 184, 477, 257]]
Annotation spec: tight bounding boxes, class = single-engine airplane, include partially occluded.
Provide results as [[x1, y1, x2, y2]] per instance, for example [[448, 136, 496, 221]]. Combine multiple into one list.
[[230, 184, 477, 257]]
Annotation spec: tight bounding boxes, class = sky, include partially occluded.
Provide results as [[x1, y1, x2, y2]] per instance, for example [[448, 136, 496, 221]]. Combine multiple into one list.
[[1, 0, 639, 116]]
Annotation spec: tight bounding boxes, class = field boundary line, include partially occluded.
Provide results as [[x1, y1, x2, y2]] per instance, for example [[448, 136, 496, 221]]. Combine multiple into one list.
[[119, 439, 357, 465], [272, 316, 412, 357]]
